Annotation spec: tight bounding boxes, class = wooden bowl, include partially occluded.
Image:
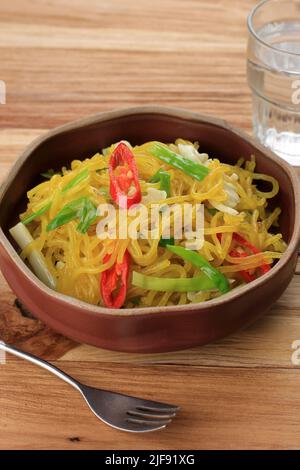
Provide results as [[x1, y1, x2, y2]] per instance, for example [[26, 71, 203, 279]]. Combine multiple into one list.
[[0, 106, 299, 353]]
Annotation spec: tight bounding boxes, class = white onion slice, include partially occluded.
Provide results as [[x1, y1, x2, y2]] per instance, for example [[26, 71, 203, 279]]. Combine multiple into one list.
[[9, 222, 56, 290]]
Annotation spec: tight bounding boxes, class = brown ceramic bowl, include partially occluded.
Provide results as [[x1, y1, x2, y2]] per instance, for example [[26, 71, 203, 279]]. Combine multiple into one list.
[[0, 106, 299, 353]]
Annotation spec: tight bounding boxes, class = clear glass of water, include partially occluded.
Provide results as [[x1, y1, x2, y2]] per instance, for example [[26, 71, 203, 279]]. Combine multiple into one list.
[[247, 0, 300, 165]]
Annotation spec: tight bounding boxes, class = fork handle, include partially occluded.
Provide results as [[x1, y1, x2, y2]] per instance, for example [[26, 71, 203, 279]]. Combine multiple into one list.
[[0, 342, 81, 392]]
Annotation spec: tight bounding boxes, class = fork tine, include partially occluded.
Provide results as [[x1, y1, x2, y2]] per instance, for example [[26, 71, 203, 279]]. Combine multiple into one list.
[[124, 420, 168, 433], [135, 397, 179, 411], [127, 409, 176, 420], [127, 417, 172, 426], [137, 403, 179, 413]]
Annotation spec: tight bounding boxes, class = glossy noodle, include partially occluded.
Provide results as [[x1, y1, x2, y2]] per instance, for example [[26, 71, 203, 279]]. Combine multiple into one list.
[[10, 139, 286, 309]]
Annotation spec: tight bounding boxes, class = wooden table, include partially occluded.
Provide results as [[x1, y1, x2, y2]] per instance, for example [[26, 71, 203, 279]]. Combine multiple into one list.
[[0, 0, 300, 450]]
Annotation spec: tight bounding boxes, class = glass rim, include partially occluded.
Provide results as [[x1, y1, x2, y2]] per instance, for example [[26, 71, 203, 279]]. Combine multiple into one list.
[[247, 0, 300, 57]]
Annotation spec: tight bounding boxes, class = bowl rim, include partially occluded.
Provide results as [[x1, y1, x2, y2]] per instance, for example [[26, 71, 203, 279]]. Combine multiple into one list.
[[0, 105, 299, 318]]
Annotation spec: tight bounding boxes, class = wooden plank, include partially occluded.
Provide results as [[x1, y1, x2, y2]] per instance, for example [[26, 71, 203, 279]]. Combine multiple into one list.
[[0, 0, 254, 129], [0, 0, 253, 31], [0, 49, 252, 129], [0, 360, 299, 450]]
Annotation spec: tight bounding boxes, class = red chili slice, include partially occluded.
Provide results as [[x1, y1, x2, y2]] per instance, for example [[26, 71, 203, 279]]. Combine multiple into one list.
[[100, 250, 130, 308], [232, 233, 271, 274], [229, 248, 256, 282], [217, 232, 271, 283], [109, 142, 141, 209]]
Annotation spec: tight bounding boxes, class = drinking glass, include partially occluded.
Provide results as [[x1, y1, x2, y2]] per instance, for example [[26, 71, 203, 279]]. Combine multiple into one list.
[[247, 0, 300, 165]]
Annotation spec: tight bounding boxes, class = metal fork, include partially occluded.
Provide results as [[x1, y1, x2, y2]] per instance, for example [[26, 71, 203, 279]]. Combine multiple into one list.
[[0, 342, 178, 432]]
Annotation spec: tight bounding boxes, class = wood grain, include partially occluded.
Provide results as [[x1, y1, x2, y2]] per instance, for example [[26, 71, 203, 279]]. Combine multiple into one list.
[[1, 360, 300, 450], [0, 0, 300, 450], [0, 0, 254, 130]]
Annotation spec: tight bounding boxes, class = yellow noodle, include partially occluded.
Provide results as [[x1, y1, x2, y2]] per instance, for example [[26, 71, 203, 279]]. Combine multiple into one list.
[[18, 139, 286, 308]]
